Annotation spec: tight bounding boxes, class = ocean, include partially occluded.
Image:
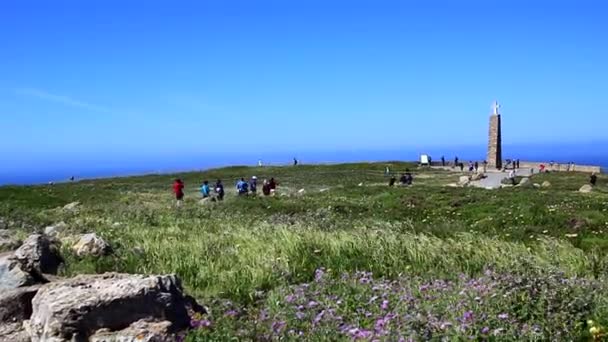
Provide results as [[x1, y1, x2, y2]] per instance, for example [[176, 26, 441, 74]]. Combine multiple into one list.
[[1, 144, 606, 186]]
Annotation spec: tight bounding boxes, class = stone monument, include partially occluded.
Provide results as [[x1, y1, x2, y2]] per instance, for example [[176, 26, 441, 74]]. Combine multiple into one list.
[[487, 101, 502, 169]]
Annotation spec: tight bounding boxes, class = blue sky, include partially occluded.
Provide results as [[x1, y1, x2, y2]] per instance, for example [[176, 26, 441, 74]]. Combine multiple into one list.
[[1, 0, 607, 177]]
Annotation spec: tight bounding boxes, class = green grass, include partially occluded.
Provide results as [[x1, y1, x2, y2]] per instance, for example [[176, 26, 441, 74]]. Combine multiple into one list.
[[1, 162, 607, 339]]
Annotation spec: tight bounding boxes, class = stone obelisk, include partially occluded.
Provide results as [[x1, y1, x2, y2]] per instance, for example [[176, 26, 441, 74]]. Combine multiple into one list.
[[487, 101, 502, 169]]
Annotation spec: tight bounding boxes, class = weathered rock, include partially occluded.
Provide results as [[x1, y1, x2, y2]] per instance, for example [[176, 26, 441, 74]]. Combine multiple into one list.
[[24, 273, 203, 342], [541, 181, 551, 188], [90, 320, 175, 342], [533, 183, 541, 188], [0, 252, 36, 290], [62, 201, 81, 212], [14, 234, 63, 277], [0, 285, 40, 322], [471, 173, 485, 181], [44, 222, 68, 237], [73, 233, 111, 257], [0, 229, 21, 252], [579, 184, 593, 193], [516, 177, 532, 188], [0, 322, 30, 342], [458, 176, 470, 186]]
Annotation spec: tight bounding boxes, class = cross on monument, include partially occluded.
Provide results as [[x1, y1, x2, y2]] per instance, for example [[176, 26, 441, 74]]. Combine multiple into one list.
[[492, 101, 500, 115]]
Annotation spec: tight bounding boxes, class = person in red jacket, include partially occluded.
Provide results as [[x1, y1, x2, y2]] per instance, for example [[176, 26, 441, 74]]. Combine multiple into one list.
[[173, 179, 184, 206]]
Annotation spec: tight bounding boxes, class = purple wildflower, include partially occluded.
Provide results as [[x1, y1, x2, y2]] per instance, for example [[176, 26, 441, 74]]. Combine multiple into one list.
[[271, 320, 286, 334], [314, 268, 326, 282], [307, 300, 318, 308], [381, 300, 389, 310], [498, 313, 509, 320], [481, 327, 490, 334]]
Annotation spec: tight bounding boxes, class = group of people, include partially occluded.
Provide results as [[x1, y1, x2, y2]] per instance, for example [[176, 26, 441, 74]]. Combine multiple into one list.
[[388, 170, 414, 186], [172, 177, 280, 206]]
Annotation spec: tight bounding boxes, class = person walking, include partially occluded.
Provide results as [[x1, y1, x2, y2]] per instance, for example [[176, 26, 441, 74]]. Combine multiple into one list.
[[474, 161, 479, 172], [508, 170, 516, 185], [249, 176, 258, 194], [454, 156, 459, 167], [459, 162, 464, 172], [262, 179, 271, 196], [482, 160, 488, 173], [200, 180, 211, 198], [293, 157, 298, 166], [590, 172, 598, 186], [441, 156, 445, 167], [215, 179, 225, 201], [173, 179, 185, 206], [236, 178, 249, 195]]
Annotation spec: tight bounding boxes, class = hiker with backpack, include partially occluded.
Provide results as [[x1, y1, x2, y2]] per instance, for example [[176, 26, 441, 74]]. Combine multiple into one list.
[[200, 180, 211, 198]]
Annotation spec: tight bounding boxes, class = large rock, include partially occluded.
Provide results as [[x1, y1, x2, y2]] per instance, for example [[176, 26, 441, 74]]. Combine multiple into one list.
[[0, 252, 36, 290], [516, 177, 532, 188], [580, 184, 593, 193], [0, 322, 30, 342], [0, 229, 21, 252], [62, 202, 81, 212], [90, 320, 174, 342], [14, 234, 63, 277], [44, 222, 68, 237], [471, 173, 485, 181], [0, 285, 40, 322], [541, 181, 551, 188], [73, 233, 111, 257], [458, 176, 470, 186], [24, 273, 203, 342]]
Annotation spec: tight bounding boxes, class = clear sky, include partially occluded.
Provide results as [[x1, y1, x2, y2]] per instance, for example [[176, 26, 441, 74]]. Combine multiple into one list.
[[1, 0, 607, 177]]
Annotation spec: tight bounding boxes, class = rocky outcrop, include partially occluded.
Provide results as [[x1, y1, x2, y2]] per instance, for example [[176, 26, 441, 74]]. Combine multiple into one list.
[[0, 322, 30, 342], [0, 234, 63, 290], [62, 202, 81, 212], [44, 222, 68, 237], [24, 273, 204, 342], [579, 184, 593, 193], [458, 176, 470, 187], [90, 320, 174, 342], [0, 285, 40, 322], [73, 233, 112, 257], [14, 234, 63, 278]]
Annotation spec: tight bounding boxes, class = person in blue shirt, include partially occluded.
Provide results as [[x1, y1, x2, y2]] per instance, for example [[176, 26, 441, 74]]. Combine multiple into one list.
[[236, 178, 248, 195], [200, 180, 210, 198]]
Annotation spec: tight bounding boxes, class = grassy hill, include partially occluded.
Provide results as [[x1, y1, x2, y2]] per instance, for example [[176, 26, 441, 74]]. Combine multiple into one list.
[[1, 162, 608, 340]]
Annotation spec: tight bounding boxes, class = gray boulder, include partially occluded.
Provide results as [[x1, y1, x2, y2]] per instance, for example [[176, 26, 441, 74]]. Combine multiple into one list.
[[62, 201, 81, 212], [0, 234, 63, 290], [516, 177, 532, 188], [24, 273, 204, 342], [580, 184, 593, 193], [0, 322, 30, 342], [90, 320, 174, 342], [44, 222, 68, 237], [14, 234, 63, 277], [0, 252, 36, 290], [458, 176, 470, 186], [73, 233, 111, 257]]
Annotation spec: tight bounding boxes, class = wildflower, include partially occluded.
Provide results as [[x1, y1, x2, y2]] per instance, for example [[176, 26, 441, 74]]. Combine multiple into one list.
[[224, 309, 238, 317], [381, 300, 389, 310], [463, 311, 474, 322], [271, 320, 286, 333], [307, 300, 318, 308], [481, 327, 490, 334], [295, 312, 305, 320], [314, 268, 326, 282], [498, 313, 509, 320], [285, 294, 296, 303]]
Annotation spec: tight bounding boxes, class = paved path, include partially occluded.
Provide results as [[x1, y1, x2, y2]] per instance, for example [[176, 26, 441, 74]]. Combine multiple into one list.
[[432, 166, 533, 189]]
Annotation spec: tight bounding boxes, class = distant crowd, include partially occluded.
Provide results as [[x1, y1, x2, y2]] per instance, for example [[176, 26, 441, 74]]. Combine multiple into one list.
[[172, 177, 279, 206]]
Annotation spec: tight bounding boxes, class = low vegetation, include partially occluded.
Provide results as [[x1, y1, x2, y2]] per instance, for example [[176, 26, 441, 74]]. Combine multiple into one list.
[[1, 162, 607, 340]]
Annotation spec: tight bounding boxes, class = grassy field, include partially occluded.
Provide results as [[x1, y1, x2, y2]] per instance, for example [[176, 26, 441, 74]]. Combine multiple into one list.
[[1, 162, 608, 340]]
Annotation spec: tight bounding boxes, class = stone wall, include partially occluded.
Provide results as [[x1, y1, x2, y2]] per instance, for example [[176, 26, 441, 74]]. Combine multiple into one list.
[[518, 161, 602, 174]]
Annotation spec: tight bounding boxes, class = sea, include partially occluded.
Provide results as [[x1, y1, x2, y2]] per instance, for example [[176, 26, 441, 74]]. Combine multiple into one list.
[[1, 143, 606, 186]]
